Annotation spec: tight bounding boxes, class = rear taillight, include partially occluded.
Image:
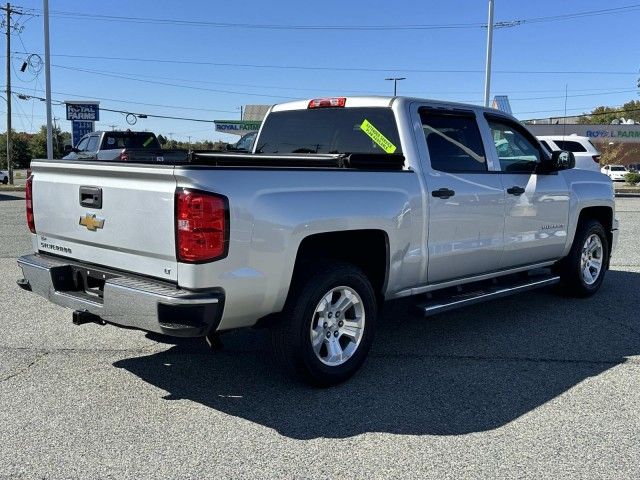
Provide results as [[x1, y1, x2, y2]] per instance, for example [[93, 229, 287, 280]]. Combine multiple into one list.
[[175, 189, 228, 263], [119, 151, 129, 162], [592, 155, 601, 164], [26, 175, 35, 233], [308, 97, 346, 109]]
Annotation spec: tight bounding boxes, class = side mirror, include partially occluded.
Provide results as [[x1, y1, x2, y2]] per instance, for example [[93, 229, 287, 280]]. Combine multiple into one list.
[[545, 150, 575, 172]]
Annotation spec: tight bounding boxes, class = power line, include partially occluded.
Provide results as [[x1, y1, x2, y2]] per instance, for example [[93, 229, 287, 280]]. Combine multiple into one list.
[[11, 85, 240, 114], [51, 64, 297, 100], [521, 106, 640, 121], [14, 92, 218, 123], [13, 51, 637, 75], [20, 3, 640, 31]]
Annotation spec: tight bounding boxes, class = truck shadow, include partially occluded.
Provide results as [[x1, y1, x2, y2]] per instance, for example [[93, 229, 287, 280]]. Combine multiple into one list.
[[114, 269, 640, 440], [0, 193, 23, 202]]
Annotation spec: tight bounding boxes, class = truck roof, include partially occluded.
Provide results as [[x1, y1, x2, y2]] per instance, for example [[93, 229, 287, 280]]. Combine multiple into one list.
[[91, 130, 157, 136], [270, 95, 504, 116]]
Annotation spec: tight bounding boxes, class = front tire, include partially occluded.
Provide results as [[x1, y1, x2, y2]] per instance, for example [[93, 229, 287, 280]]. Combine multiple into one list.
[[556, 219, 609, 297], [270, 262, 377, 386]]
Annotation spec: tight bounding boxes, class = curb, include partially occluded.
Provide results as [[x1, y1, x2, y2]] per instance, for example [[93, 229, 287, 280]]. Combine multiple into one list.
[[0, 186, 25, 192]]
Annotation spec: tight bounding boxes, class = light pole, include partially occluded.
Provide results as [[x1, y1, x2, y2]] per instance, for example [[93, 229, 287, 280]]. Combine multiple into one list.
[[43, 0, 53, 158], [385, 77, 406, 96], [483, 0, 495, 107]]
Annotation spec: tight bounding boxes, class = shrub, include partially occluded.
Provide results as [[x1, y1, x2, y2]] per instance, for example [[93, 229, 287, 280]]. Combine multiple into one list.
[[624, 172, 640, 186]]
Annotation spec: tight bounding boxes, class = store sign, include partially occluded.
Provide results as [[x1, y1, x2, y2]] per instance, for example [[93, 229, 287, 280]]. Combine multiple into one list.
[[527, 124, 640, 143], [66, 102, 100, 121], [72, 121, 94, 146], [585, 129, 640, 140], [214, 120, 262, 135]]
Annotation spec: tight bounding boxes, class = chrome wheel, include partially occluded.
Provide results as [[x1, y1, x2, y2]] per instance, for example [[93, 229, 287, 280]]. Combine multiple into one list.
[[310, 286, 365, 367], [580, 234, 603, 285]]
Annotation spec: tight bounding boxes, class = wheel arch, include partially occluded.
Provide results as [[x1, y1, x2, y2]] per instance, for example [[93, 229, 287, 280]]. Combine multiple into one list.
[[291, 229, 390, 303]]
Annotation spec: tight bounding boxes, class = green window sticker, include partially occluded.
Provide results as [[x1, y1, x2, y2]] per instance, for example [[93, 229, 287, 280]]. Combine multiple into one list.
[[143, 136, 154, 147], [360, 119, 397, 154]]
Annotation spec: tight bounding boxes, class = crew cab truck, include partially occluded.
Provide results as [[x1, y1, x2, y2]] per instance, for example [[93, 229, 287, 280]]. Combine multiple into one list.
[[18, 96, 618, 386]]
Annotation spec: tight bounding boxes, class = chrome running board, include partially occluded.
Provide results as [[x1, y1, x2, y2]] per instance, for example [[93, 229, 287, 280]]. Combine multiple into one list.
[[416, 273, 560, 317]]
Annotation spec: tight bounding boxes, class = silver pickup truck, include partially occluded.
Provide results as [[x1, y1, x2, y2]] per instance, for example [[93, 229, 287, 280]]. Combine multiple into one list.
[[18, 96, 618, 385]]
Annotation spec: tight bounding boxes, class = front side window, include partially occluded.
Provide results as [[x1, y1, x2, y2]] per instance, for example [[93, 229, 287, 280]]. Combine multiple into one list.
[[75, 136, 89, 151], [86, 136, 99, 152], [420, 110, 486, 173], [487, 118, 541, 173]]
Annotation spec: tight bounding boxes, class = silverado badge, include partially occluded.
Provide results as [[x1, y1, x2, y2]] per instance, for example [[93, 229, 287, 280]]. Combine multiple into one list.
[[79, 213, 105, 231]]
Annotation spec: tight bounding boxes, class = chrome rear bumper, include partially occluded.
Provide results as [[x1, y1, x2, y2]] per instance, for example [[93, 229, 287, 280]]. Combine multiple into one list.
[[17, 254, 223, 337]]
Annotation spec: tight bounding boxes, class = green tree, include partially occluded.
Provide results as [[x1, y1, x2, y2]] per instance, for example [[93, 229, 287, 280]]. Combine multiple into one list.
[[28, 125, 69, 159], [0, 130, 34, 168], [577, 100, 640, 125]]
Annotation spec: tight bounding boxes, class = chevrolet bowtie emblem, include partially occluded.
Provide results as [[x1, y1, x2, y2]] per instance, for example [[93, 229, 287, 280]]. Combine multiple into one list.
[[79, 213, 105, 231]]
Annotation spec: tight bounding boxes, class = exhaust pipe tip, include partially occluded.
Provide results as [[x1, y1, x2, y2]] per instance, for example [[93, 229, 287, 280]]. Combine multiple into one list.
[[16, 278, 32, 291]]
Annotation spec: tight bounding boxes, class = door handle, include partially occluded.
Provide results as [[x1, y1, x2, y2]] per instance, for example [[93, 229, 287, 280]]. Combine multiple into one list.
[[431, 188, 455, 199], [506, 186, 525, 196]]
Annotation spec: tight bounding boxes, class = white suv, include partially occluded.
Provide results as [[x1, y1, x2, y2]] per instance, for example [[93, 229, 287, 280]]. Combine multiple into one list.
[[601, 164, 628, 181], [537, 135, 601, 172]]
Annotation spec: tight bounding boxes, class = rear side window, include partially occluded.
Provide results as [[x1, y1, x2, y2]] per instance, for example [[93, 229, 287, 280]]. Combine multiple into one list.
[[553, 140, 587, 153], [419, 110, 486, 173], [256, 107, 401, 155], [101, 133, 160, 150]]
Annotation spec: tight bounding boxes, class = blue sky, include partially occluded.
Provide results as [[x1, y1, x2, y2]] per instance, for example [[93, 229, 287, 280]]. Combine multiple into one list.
[[5, 0, 640, 142]]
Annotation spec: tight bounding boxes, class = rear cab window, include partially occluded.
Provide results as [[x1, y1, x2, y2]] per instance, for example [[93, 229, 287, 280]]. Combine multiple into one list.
[[101, 132, 161, 150], [255, 107, 401, 155]]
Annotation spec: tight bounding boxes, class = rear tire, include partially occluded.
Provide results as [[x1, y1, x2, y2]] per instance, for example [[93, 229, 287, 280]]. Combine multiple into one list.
[[556, 219, 608, 297], [270, 262, 377, 387]]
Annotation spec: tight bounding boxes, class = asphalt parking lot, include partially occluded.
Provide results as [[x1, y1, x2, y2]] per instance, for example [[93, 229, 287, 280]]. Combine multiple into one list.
[[1, 192, 639, 479]]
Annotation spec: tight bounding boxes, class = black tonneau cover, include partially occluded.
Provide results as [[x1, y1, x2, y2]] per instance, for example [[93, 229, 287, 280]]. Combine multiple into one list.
[[188, 151, 405, 170]]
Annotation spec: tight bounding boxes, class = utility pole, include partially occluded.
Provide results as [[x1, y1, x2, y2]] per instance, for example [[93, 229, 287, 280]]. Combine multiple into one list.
[[109, 124, 117, 131], [2, 2, 17, 184], [239, 105, 243, 120], [483, 0, 495, 107], [385, 77, 406, 96]]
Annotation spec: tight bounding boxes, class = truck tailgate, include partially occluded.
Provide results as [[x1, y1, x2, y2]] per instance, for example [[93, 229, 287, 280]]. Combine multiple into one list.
[[30, 160, 178, 282]]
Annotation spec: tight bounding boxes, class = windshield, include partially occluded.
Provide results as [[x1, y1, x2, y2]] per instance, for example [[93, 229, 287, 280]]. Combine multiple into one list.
[[256, 107, 401, 155], [101, 133, 160, 150]]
